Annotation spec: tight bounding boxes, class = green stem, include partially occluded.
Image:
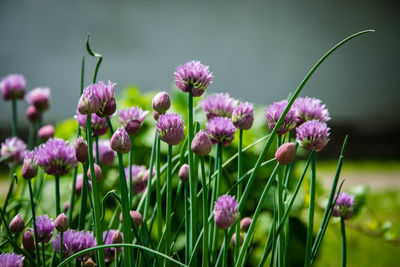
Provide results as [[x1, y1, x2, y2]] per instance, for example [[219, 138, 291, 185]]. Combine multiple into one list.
[[165, 145, 173, 262], [129, 137, 134, 209], [78, 164, 89, 230], [55, 175, 61, 216], [86, 115, 106, 267], [59, 232, 64, 262], [276, 136, 285, 266], [184, 183, 189, 264], [2, 165, 16, 216], [223, 230, 228, 267], [67, 167, 78, 223], [156, 135, 163, 242], [95, 136, 100, 165], [42, 243, 46, 266], [304, 151, 316, 267], [28, 180, 41, 266], [28, 123, 35, 150], [211, 143, 222, 263], [200, 157, 209, 267], [234, 129, 243, 262], [340, 217, 346, 267], [11, 98, 18, 136], [144, 132, 158, 221]]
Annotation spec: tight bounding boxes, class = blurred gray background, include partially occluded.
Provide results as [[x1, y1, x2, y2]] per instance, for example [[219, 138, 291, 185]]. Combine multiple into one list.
[[0, 0, 399, 158]]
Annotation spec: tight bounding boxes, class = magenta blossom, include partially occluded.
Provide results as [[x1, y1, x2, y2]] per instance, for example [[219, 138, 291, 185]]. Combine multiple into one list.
[[0, 252, 24, 267], [52, 229, 96, 262], [206, 117, 236, 146], [265, 100, 297, 135], [25, 87, 51, 111], [293, 96, 330, 125], [119, 106, 148, 136], [156, 113, 185, 146], [75, 111, 109, 137], [0, 74, 26, 100], [296, 120, 330, 152], [200, 93, 238, 121], [232, 102, 254, 130], [174, 60, 213, 97], [214, 195, 239, 230], [1, 137, 26, 165]]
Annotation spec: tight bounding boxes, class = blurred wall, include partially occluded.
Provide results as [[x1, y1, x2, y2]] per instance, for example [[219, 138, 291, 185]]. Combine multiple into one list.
[[0, 0, 399, 157]]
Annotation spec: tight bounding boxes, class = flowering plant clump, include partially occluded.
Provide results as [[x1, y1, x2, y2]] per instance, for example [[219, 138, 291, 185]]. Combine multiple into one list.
[[0, 30, 374, 267]]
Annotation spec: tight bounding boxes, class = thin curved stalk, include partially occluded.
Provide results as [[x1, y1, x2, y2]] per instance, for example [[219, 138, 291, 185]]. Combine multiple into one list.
[[304, 151, 316, 267]]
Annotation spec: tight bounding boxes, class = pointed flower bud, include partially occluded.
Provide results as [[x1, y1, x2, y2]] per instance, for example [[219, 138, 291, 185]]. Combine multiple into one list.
[[231, 233, 243, 246], [94, 81, 116, 118], [87, 163, 102, 181], [110, 128, 131, 153], [175, 61, 213, 97], [23, 230, 35, 252], [275, 143, 296, 165], [240, 217, 252, 232], [26, 105, 40, 122], [1, 74, 26, 100], [9, 214, 25, 234], [111, 230, 123, 244], [74, 137, 88, 163], [25, 87, 51, 111], [332, 192, 355, 220], [206, 117, 236, 146], [22, 151, 38, 180], [63, 202, 70, 213], [38, 125, 55, 141], [178, 164, 189, 183], [232, 102, 254, 130], [191, 130, 212, 156], [152, 92, 171, 114], [214, 195, 239, 230], [55, 213, 69, 232], [156, 113, 185, 146], [120, 211, 143, 228], [296, 120, 330, 152], [78, 84, 101, 115]]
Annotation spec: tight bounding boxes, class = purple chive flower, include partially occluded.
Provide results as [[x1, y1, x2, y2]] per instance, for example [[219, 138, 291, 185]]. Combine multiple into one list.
[[174, 60, 213, 97], [93, 140, 116, 166], [22, 151, 38, 179], [35, 138, 78, 176], [124, 165, 148, 194], [265, 100, 297, 135], [1, 137, 26, 165], [9, 214, 25, 234], [293, 96, 330, 125], [77, 84, 101, 115], [75, 111, 109, 137], [232, 102, 254, 130], [191, 130, 212, 156], [110, 128, 131, 153], [36, 215, 54, 243], [296, 120, 330, 152], [200, 93, 238, 121], [332, 192, 355, 220], [240, 217, 252, 232], [26, 105, 41, 122], [206, 117, 236, 146], [0, 74, 26, 100], [87, 163, 102, 181], [156, 113, 185, 146], [93, 80, 117, 118], [52, 229, 96, 261], [38, 125, 55, 141], [214, 195, 240, 230], [103, 230, 123, 262], [178, 164, 189, 183], [0, 252, 24, 267], [73, 174, 92, 196], [152, 92, 171, 114], [119, 106, 148, 136], [25, 87, 51, 111]]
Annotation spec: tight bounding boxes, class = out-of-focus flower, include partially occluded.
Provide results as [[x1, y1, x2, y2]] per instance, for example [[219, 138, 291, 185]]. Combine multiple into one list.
[[231, 233, 243, 246], [77, 84, 101, 115], [36, 215, 54, 243], [332, 192, 355, 220], [206, 117, 236, 146], [120, 211, 143, 228], [200, 93, 238, 120], [191, 130, 212, 156], [214, 195, 239, 230], [119, 106, 148, 136], [152, 92, 171, 114], [265, 100, 297, 135], [125, 165, 147, 194], [25, 105, 40, 122], [240, 217, 252, 232], [275, 143, 296, 165], [156, 113, 184, 146], [293, 96, 330, 125], [74, 137, 88, 163], [0, 252, 24, 267], [63, 202, 70, 213], [296, 120, 330, 152], [38, 125, 55, 141], [22, 151, 38, 179], [110, 128, 131, 153], [55, 213, 69, 232], [93, 81, 116, 118], [232, 102, 254, 130], [25, 87, 51, 111], [178, 164, 189, 183], [73, 174, 92, 196], [9, 214, 25, 234], [75, 112, 109, 137], [174, 60, 213, 97], [0, 74, 26, 100], [103, 230, 123, 262], [1, 137, 26, 165], [52, 229, 96, 261], [87, 163, 102, 181], [93, 140, 115, 166]]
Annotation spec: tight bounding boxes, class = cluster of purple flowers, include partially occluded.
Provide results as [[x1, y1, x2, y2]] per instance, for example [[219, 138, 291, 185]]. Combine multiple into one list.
[[52, 229, 97, 261], [125, 165, 153, 194]]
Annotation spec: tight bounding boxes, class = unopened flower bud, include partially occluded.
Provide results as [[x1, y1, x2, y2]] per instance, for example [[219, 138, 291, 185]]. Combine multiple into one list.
[[125, 120, 141, 136], [87, 163, 102, 181], [153, 110, 159, 121], [240, 217, 252, 232], [275, 143, 296, 165], [178, 164, 189, 183], [120, 210, 143, 228], [110, 128, 131, 154], [55, 213, 69, 232], [22, 151, 38, 180], [97, 97, 116, 118], [26, 105, 40, 122], [9, 214, 25, 234], [191, 130, 212, 156], [231, 233, 243, 246], [63, 202, 70, 213], [74, 137, 89, 163], [152, 92, 171, 114], [38, 125, 55, 141], [23, 230, 35, 252], [111, 230, 123, 244], [78, 85, 100, 115]]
